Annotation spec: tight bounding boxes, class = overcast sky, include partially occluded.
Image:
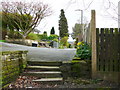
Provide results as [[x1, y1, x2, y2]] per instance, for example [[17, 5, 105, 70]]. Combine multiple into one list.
[[38, 0, 119, 35], [2, 0, 119, 38]]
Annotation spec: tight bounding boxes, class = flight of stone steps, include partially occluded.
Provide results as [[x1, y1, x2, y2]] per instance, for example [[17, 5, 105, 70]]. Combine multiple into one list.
[[22, 60, 63, 85]]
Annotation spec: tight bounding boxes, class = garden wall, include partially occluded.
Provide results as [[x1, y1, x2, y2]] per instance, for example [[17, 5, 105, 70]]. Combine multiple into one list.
[[6, 39, 38, 46], [60, 60, 91, 80], [1, 50, 28, 88]]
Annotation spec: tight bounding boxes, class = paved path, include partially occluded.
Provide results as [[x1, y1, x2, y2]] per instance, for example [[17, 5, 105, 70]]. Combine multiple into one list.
[[1, 42, 76, 61]]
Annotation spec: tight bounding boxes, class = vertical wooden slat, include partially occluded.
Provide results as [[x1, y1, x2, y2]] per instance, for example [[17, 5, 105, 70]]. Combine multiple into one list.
[[112, 28, 116, 71], [105, 28, 109, 71], [118, 28, 120, 71], [98, 29, 101, 71], [96, 28, 99, 71], [98, 28, 101, 71], [99, 28, 105, 71], [114, 28, 119, 71], [107, 28, 111, 71], [110, 28, 114, 71]]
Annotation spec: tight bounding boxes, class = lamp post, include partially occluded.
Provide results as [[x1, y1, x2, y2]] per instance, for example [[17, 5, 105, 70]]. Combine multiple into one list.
[[75, 9, 83, 24], [75, 9, 84, 42]]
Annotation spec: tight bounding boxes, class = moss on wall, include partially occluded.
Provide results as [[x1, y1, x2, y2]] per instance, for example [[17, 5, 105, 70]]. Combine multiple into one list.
[[1, 50, 28, 88], [61, 60, 91, 80], [71, 60, 91, 78]]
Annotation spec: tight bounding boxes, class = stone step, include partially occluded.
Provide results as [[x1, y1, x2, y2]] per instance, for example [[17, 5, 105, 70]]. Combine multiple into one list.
[[27, 66, 60, 69], [26, 66, 60, 71], [32, 78, 63, 84], [22, 71, 62, 78], [27, 60, 62, 66]]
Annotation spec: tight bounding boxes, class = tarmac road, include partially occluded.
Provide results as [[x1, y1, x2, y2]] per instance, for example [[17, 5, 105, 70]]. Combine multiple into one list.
[[1, 42, 76, 61]]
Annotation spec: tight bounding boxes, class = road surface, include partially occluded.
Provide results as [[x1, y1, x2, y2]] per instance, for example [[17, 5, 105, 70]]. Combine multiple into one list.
[[0, 42, 76, 61]]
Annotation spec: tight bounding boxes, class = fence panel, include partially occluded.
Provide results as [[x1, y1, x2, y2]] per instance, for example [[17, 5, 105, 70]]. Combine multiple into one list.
[[96, 28, 120, 72], [93, 28, 120, 83]]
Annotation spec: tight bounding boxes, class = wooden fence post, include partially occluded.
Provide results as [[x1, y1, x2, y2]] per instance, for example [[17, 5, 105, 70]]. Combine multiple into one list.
[[91, 10, 97, 78]]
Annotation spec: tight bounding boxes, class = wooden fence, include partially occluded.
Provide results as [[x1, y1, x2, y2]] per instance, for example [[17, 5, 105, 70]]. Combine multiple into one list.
[[92, 28, 120, 83], [96, 28, 120, 72], [91, 10, 120, 83]]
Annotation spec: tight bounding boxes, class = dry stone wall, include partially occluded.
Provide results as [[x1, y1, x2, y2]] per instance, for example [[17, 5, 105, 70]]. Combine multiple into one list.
[[1, 50, 28, 88]]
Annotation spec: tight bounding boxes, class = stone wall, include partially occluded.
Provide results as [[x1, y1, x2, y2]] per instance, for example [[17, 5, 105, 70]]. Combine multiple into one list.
[[6, 39, 38, 46], [60, 60, 91, 80], [1, 50, 28, 88]]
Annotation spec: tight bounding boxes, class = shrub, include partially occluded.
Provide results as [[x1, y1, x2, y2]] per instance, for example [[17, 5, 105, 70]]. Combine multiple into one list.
[[26, 33, 39, 40], [48, 34, 59, 41], [75, 42, 91, 60], [60, 36, 68, 46], [59, 44, 64, 49], [74, 38, 78, 48]]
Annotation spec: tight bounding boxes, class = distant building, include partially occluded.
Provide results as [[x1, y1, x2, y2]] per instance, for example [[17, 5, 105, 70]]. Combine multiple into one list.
[[118, 1, 120, 28]]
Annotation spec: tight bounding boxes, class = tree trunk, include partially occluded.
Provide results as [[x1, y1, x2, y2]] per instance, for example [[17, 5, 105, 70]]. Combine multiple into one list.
[[22, 35, 26, 45]]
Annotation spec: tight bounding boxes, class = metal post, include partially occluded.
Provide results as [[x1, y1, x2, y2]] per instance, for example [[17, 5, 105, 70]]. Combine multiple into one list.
[[75, 9, 84, 42], [81, 10, 85, 42], [81, 10, 83, 25]]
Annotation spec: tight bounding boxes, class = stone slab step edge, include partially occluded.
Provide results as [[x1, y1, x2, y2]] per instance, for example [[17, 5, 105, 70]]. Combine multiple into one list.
[[27, 60, 62, 63], [22, 71, 62, 78], [32, 78, 63, 82], [27, 66, 60, 69], [24, 71, 62, 74], [27, 61, 62, 66]]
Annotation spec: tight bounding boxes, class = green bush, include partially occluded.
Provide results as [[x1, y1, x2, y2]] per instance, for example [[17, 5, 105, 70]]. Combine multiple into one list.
[[75, 42, 91, 60], [37, 34, 48, 41], [59, 44, 64, 49], [60, 36, 68, 46], [48, 34, 59, 41], [74, 38, 78, 48], [26, 33, 39, 40]]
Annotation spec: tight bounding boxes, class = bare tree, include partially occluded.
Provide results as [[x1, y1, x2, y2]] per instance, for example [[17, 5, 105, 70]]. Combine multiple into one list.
[[66, 0, 118, 22], [1, 1, 52, 40], [101, 0, 118, 22]]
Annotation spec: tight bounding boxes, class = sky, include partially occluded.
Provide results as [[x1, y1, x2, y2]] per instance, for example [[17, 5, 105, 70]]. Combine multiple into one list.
[[39, 0, 119, 34], [1, 0, 120, 41]]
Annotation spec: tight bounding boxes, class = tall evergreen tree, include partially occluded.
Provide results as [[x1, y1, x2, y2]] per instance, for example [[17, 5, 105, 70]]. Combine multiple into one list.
[[43, 31, 47, 36], [58, 9, 68, 38], [50, 27, 55, 34]]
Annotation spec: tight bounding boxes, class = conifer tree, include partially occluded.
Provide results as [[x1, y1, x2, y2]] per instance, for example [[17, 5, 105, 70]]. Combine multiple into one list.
[[58, 9, 68, 38], [50, 27, 55, 34]]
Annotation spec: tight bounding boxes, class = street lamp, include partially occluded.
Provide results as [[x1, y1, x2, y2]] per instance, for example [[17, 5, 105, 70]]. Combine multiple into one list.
[[75, 9, 84, 42], [75, 9, 83, 24]]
